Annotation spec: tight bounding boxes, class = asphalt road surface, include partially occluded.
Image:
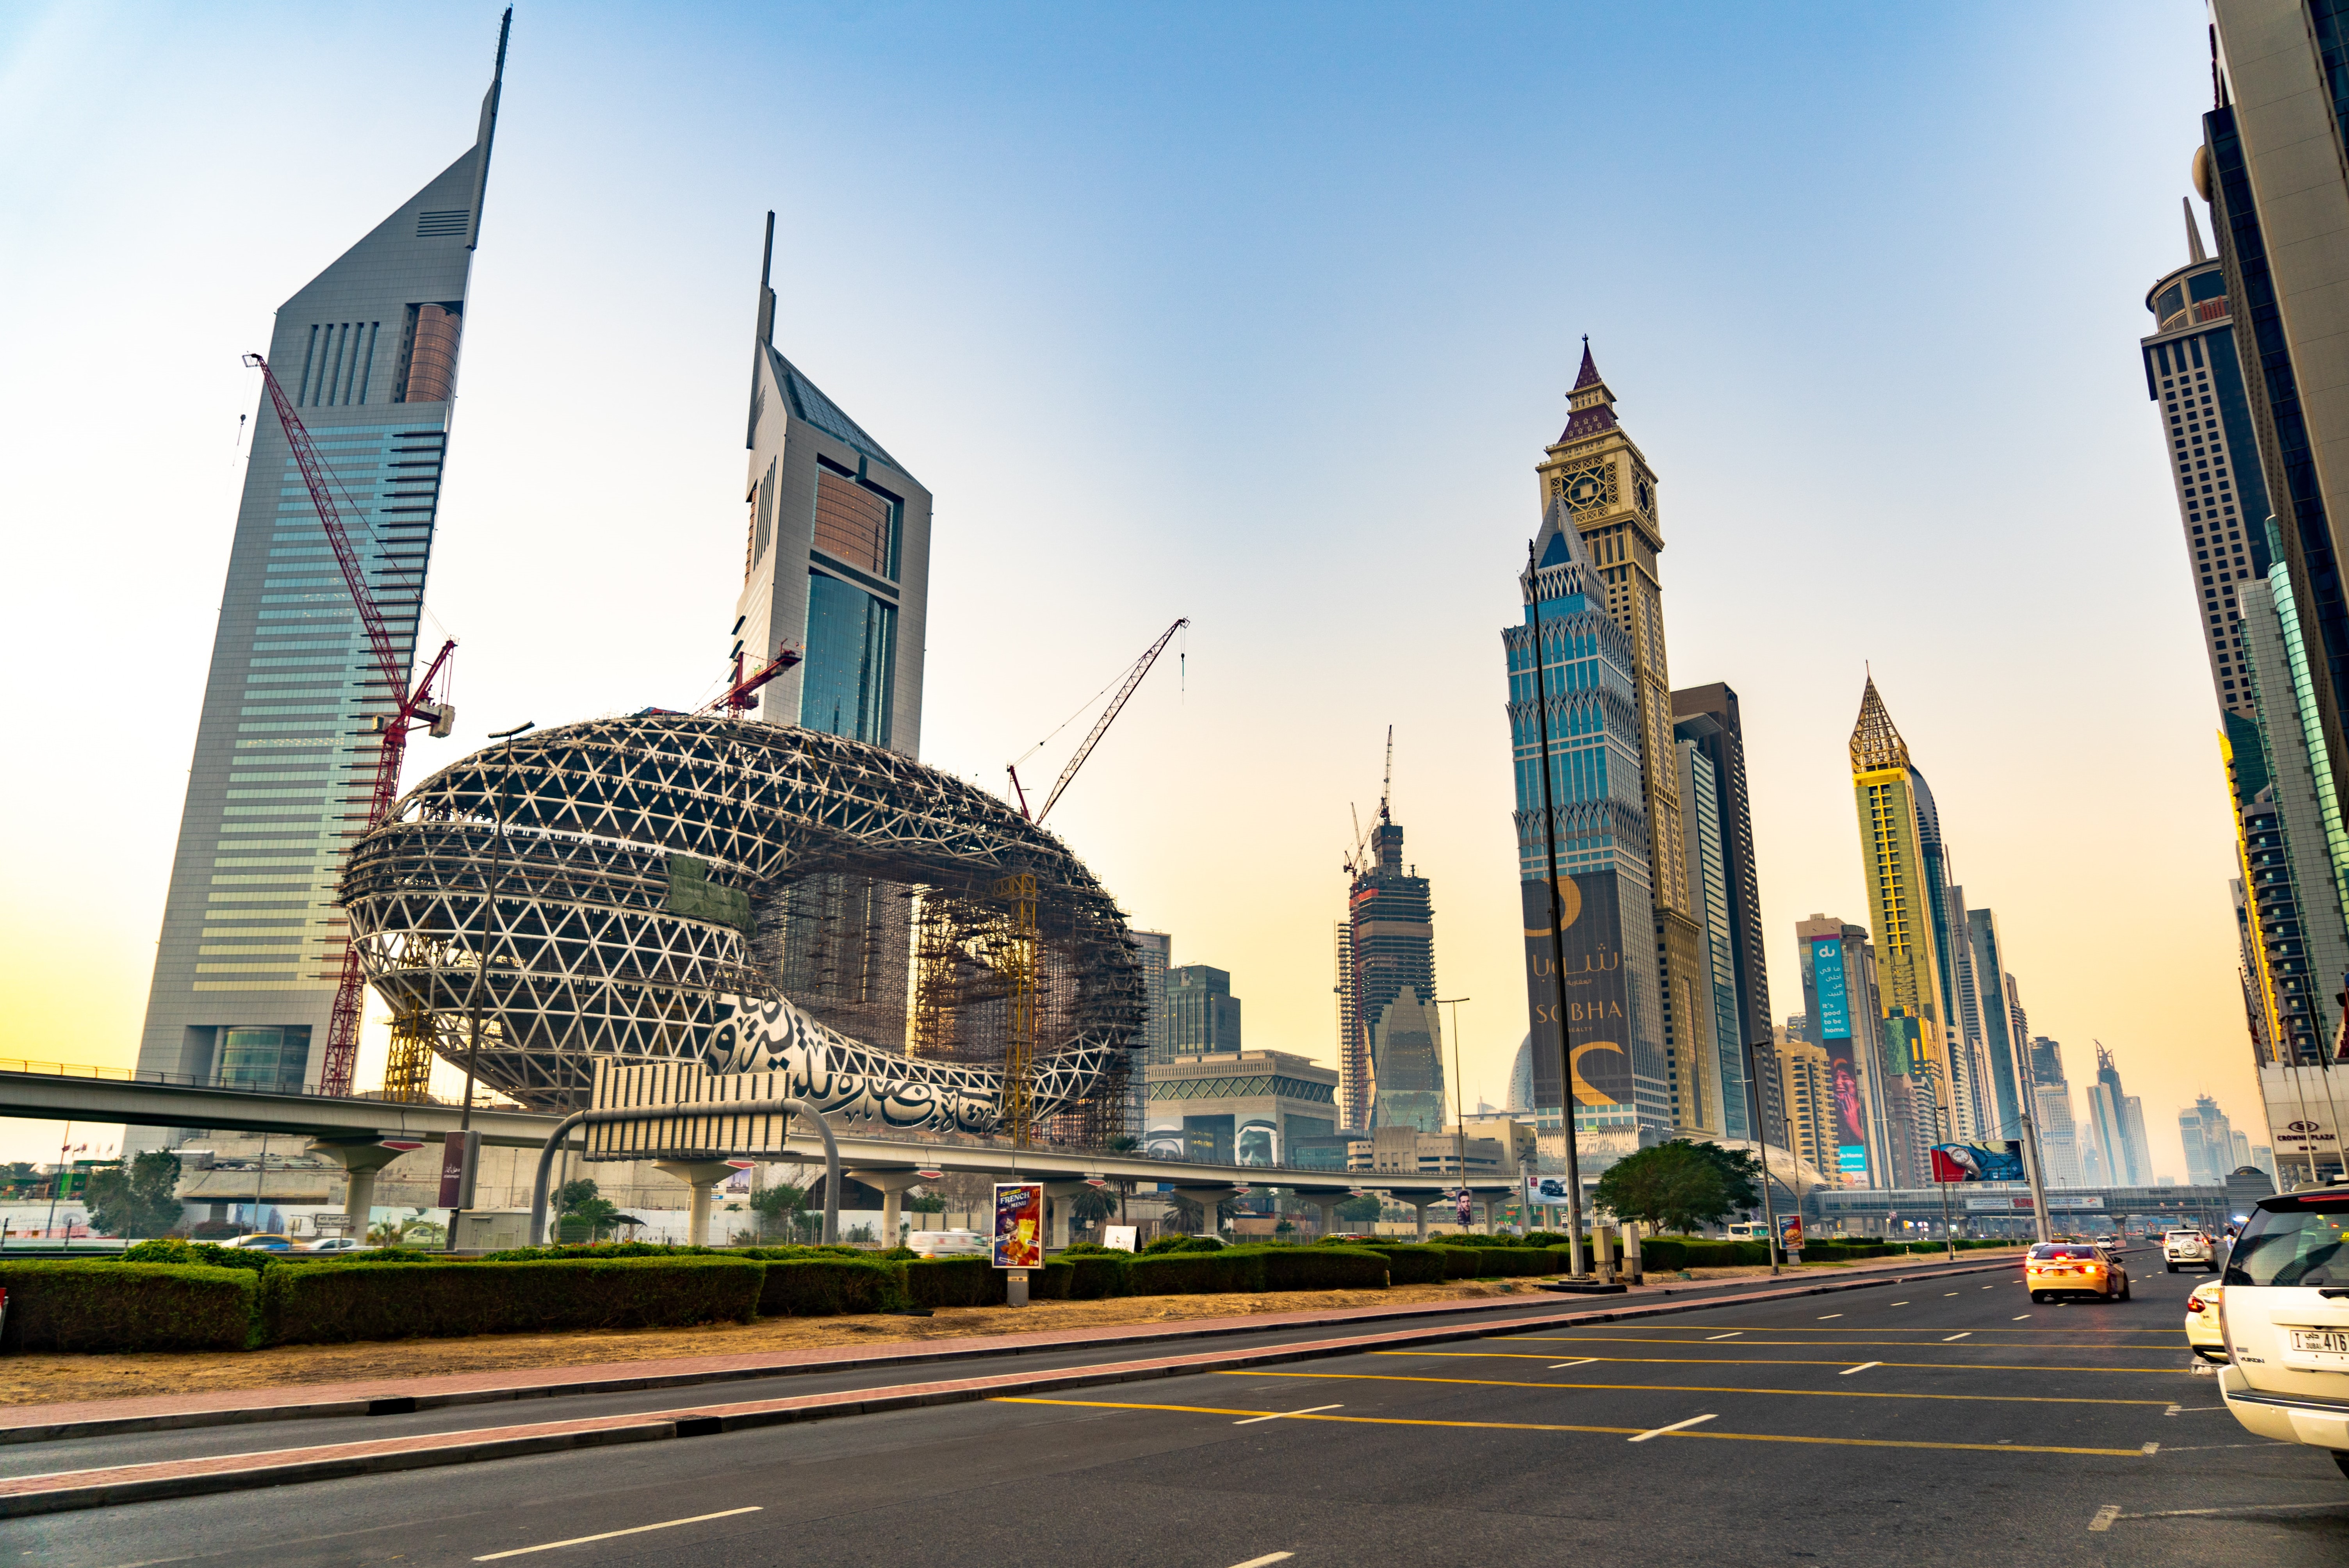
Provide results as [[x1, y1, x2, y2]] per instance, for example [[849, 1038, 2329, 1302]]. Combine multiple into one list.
[[6, 1249, 2342, 1567]]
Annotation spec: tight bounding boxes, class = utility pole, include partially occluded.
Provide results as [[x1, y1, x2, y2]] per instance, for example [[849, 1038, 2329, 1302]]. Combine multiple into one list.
[[1746, 1048, 1780, 1276], [1525, 542, 1587, 1280], [2019, 1110, 2053, 1245], [448, 720, 534, 1251], [1439, 996, 1471, 1230]]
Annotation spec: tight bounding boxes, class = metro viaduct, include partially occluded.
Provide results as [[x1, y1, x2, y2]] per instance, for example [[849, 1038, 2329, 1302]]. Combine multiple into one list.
[[0, 1069, 1519, 1243]]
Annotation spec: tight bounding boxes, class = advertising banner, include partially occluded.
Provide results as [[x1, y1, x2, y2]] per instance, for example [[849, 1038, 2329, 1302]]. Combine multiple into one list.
[[1526, 1173, 1574, 1208], [436, 1130, 479, 1210], [1882, 1015, 1918, 1077], [1931, 1143, 2026, 1183], [1777, 1213, 1804, 1253], [2262, 1065, 2344, 1158], [1522, 873, 1633, 1111], [1456, 1189, 1474, 1224], [1818, 1034, 1868, 1181], [1812, 938, 1850, 1041], [992, 1182, 1044, 1269], [1102, 1225, 1138, 1253]]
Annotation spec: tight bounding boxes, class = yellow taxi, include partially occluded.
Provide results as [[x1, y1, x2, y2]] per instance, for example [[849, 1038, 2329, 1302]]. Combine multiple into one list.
[[2025, 1240, 2132, 1303]]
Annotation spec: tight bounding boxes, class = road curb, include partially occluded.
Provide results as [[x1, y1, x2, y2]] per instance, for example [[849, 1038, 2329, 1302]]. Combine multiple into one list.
[[0, 1254, 2023, 1516], [0, 1249, 2022, 1447]]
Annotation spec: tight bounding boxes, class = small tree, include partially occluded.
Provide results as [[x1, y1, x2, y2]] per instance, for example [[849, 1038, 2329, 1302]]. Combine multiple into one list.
[[749, 1181, 807, 1242], [1592, 1141, 1734, 1235], [1683, 1141, 1761, 1215], [84, 1152, 184, 1238], [1335, 1194, 1381, 1224]]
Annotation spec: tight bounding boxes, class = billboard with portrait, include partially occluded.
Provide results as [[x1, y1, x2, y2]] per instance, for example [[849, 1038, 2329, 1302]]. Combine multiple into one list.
[[1522, 873, 1634, 1111], [992, 1182, 1044, 1269]]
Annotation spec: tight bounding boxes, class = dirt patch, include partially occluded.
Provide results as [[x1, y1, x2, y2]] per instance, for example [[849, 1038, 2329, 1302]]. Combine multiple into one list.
[[0, 1279, 1549, 1409]]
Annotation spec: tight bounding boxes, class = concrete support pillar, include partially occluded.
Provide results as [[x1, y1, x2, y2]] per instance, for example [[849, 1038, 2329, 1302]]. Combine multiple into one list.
[[1624, 1221, 1643, 1285], [305, 1137, 418, 1243], [1412, 1197, 1436, 1242], [1040, 1180, 1096, 1250], [1307, 1195, 1344, 1238], [654, 1161, 739, 1247], [1595, 1222, 1616, 1284], [850, 1170, 932, 1249]]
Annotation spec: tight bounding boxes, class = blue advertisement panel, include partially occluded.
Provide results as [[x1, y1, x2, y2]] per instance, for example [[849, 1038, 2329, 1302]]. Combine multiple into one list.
[[1812, 938, 1850, 1040]]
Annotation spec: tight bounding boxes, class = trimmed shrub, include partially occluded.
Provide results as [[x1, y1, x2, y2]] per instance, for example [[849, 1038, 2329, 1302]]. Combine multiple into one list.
[[904, 1256, 1004, 1308], [1357, 1244, 1449, 1284], [757, 1257, 906, 1317], [1056, 1253, 1131, 1300], [120, 1238, 273, 1274], [261, 1257, 763, 1345], [1127, 1249, 1267, 1295], [1259, 1246, 1387, 1291], [0, 1261, 258, 1352]]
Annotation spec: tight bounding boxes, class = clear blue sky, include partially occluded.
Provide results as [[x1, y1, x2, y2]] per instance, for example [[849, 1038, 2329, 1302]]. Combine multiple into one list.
[[0, 2, 2245, 1173]]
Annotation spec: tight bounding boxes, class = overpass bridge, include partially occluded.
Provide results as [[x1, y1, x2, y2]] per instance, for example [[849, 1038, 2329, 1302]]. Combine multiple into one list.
[[0, 1063, 1527, 1240]]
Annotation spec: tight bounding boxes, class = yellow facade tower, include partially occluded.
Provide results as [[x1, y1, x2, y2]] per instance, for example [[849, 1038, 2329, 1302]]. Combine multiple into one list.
[[1534, 342, 1717, 1133], [1847, 678, 1952, 1148]]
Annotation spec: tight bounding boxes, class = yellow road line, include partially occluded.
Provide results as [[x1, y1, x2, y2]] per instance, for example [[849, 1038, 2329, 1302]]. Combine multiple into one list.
[[1221, 1368, 2167, 1407], [1490, 1335, 2187, 1350], [1511, 1326, 2188, 1337], [1387, 1351, 2192, 1376], [987, 1397, 2154, 1457]]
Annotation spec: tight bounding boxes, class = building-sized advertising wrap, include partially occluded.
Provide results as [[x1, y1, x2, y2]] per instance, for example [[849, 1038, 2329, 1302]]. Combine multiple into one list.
[[1523, 874, 1634, 1112], [1810, 936, 1869, 1184], [992, 1181, 1043, 1269]]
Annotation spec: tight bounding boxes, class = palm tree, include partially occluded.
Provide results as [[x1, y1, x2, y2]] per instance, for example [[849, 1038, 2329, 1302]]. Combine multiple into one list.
[[1106, 1133, 1141, 1224]]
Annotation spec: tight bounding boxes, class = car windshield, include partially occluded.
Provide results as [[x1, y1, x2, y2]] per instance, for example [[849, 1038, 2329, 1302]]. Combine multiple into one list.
[[2224, 1198, 2349, 1287], [2028, 1244, 2096, 1260]]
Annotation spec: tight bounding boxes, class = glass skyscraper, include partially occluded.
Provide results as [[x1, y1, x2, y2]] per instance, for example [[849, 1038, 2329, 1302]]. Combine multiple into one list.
[[1506, 497, 1668, 1143], [130, 21, 512, 1118]]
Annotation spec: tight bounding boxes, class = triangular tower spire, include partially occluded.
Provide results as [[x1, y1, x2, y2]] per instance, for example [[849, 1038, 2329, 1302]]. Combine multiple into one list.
[[1560, 336, 1619, 441], [1849, 675, 1910, 773], [1523, 495, 1601, 603], [2184, 196, 2208, 264]]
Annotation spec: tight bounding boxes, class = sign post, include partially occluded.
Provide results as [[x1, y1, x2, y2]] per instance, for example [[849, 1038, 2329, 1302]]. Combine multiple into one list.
[[993, 1181, 1044, 1307]]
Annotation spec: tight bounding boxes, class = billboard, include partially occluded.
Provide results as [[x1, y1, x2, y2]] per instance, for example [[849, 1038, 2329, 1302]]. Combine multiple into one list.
[[1812, 938, 1850, 1041], [1522, 873, 1633, 1111], [992, 1182, 1043, 1269], [1881, 1014, 1918, 1077], [1526, 1173, 1575, 1208], [1931, 1142, 2026, 1182], [2262, 1065, 2343, 1159]]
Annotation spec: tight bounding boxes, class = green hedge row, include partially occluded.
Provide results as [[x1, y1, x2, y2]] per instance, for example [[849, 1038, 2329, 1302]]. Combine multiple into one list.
[[0, 1262, 259, 1352], [261, 1258, 764, 1345]]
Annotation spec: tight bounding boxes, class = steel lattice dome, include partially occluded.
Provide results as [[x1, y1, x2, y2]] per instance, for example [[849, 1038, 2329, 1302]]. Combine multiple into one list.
[[340, 713, 1144, 1117]]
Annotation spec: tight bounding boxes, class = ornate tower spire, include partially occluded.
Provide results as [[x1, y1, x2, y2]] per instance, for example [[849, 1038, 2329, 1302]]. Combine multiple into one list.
[[2184, 196, 2208, 264], [1561, 337, 1619, 442], [1849, 676, 1911, 773]]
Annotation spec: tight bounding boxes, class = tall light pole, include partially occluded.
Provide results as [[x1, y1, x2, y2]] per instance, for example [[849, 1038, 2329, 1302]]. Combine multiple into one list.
[[1438, 996, 1472, 1230], [448, 720, 533, 1251], [1525, 540, 1588, 1279], [1745, 1044, 1780, 1276]]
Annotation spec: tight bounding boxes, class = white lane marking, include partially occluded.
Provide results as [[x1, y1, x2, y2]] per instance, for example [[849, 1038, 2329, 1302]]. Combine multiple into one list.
[[475, 1507, 763, 1561], [2164, 1404, 2181, 1416], [1889, 1301, 1910, 1307], [2013, 1315, 2032, 1320], [1943, 1292, 1959, 1297], [1228, 1556, 1296, 1568], [2141, 1441, 2160, 1456], [1982, 1285, 1994, 1290], [2104, 1501, 2349, 1523], [1234, 1404, 1344, 1425], [1943, 1333, 1972, 1341], [1705, 1332, 1742, 1340], [1839, 1361, 1882, 1376], [1547, 1359, 1597, 1369], [1629, 1413, 1718, 1443], [2087, 1505, 2120, 1532], [1817, 1313, 1843, 1320]]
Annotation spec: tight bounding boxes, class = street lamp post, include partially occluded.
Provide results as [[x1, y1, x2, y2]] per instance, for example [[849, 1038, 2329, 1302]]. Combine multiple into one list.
[[447, 720, 534, 1251], [1746, 1043, 1779, 1277], [1438, 996, 1471, 1231], [1524, 541, 1588, 1279]]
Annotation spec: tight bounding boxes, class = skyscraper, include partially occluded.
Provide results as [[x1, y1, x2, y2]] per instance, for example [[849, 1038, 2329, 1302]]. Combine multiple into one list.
[[2033, 1083, 2086, 1187], [1129, 930, 1171, 1135], [1846, 679, 1955, 1149], [2179, 1094, 2240, 1186], [1345, 815, 1444, 1133], [2085, 1043, 2154, 1188], [1534, 345, 1708, 1138], [1672, 682, 1779, 1140], [2200, 2, 2349, 782], [1796, 915, 1908, 1187], [1962, 907, 2026, 1141], [735, 218, 933, 750], [1507, 498, 1666, 1146], [132, 20, 512, 1111], [1165, 965, 1242, 1056], [1672, 717, 1738, 1134]]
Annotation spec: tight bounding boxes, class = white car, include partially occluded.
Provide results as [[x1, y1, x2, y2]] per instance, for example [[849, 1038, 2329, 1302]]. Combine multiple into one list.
[[2165, 1229, 2217, 1272], [302, 1237, 372, 1253], [2185, 1281, 2227, 1363], [2215, 1185, 2349, 1477]]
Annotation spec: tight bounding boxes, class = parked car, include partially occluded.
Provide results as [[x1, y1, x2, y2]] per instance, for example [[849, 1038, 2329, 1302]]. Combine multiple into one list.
[[302, 1237, 372, 1253], [2025, 1241, 2131, 1303], [905, 1229, 987, 1259], [218, 1233, 293, 1251], [2186, 1281, 2227, 1363], [2215, 1183, 2349, 1477], [2166, 1229, 2218, 1272]]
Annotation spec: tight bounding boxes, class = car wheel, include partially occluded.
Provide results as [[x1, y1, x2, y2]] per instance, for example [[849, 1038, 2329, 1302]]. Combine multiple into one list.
[[2119, 1278, 2131, 1301], [2335, 1450, 2349, 1481], [2030, 1291, 2045, 1303], [2166, 1262, 2177, 1272]]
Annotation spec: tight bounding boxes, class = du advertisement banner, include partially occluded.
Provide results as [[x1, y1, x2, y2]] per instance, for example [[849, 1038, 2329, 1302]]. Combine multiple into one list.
[[1522, 874, 1633, 1111], [1812, 938, 1851, 1041]]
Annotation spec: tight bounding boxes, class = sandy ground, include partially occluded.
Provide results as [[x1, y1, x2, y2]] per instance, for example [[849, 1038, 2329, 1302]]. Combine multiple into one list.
[[0, 1251, 2014, 1409]]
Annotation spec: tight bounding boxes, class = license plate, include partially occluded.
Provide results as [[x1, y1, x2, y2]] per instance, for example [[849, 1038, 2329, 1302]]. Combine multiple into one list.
[[2290, 1329, 2349, 1356]]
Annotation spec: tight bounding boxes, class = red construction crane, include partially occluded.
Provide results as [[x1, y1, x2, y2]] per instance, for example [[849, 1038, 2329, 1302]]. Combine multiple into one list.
[[696, 643, 802, 717], [1007, 617, 1188, 825], [244, 353, 458, 1096]]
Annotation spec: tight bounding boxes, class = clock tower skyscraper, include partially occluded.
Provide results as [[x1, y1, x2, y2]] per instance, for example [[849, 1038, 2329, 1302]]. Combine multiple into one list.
[[1534, 343, 1720, 1136]]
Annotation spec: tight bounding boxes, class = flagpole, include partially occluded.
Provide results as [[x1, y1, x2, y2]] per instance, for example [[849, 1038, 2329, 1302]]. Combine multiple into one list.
[[43, 1123, 71, 1244]]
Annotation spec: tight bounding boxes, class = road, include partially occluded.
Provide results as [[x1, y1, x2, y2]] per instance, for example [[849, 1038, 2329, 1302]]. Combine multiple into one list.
[[3, 1249, 2341, 1566]]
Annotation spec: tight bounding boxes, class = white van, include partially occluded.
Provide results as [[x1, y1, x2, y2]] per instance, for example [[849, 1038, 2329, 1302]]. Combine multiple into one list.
[[906, 1229, 987, 1259]]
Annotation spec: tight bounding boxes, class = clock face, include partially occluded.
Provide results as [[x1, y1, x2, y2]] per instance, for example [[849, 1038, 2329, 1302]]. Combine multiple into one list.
[[1563, 467, 1609, 511]]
